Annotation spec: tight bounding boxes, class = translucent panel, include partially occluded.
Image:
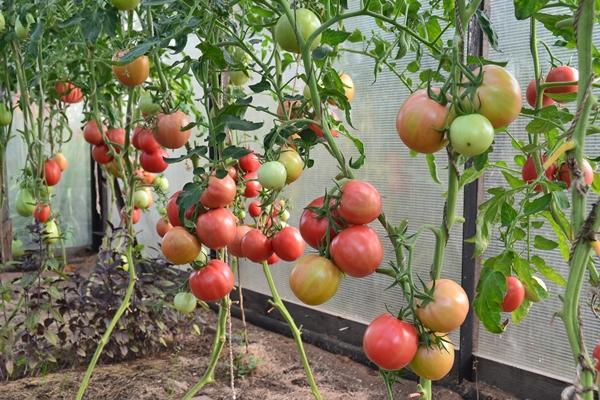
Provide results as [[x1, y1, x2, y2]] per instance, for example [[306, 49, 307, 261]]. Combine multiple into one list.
[[476, 0, 600, 382], [7, 103, 92, 248]]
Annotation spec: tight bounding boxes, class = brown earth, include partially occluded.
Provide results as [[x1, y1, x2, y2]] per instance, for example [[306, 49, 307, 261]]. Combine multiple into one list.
[[0, 309, 516, 400]]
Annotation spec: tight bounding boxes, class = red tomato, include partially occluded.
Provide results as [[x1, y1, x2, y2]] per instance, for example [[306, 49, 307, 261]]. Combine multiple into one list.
[[195, 208, 237, 250], [330, 225, 383, 278], [228, 225, 253, 257], [240, 229, 272, 262], [161, 226, 201, 265], [546, 66, 578, 97], [558, 159, 594, 188], [166, 191, 183, 226], [243, 172, 262, 198], [337, 180, 382, 225], [267, 253, 280, 265], [474, 65, 522, 128], [239, 151, 261, 172], [200, 174, 236, 209], [189, 260, 234, 301], [44, 159, 62, 186], [502, 276, 525, 312], [140, 149, 168, 173], [121, 207, 142, 225], [271, 226, 305, 261], [593, 343, 600, 371], [112, 52, 150, 87], [248, 201, 261, 218], [299, 196, 336, 249], [289, 255, 343, 305], [416, 279, 469, 333], [308, 122, 340, 138], [156, 217, 173, 237], [92, 144, 113, 164], [228, 166, 238, 181], [522, 155, 557, 192], [526, 80, 555, 108], [134, 169, 156, 185], [396, 89, 447, 154], [363, 314, 418, 370], [83, 120, 107, 145], [106, 128, 126, 152], [410, 336, 455, 380], [154, 111, 192, 149], [53, 153, 68, 171], [55, 82, 83, 104], [132, 125, 160, 153], [34, 204, 51, 223]]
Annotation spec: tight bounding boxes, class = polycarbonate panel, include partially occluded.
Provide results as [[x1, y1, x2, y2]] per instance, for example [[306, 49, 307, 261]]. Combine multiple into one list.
[[475, 0, 600, 382], [237, 6, 464, 344], [7, 104, 92, 247]]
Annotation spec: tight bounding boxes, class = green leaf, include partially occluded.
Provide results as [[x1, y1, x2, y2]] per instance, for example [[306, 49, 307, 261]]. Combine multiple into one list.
[[511, 299, 532, 324], [348, 29, 364, 43], [220, 115, 263, 131], [523, 194, 551, 215], [459, 166, 486, 187], [541, 210, 571, 260], [222, 146, 251, 160], [425, 154, 441, 185], [501, 171, 524, 189], [476, 9, 499, 51], [249, 78, 271, 93], [117, 39, 160, 64], [474, 268, 507, 333], [321, 29, 352, 46], [500, 202, 518, 227], [590, 172, 600, 195], [513, 0, 550, 20], [198, 42, 227, 68], [531, 255, 567, 286], [545, 92, 577, 103], [534, 235, 558, 250], [552, 191, 570, 209]]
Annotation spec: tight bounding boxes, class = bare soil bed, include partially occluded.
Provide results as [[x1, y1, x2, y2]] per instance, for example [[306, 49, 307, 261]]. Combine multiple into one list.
[[0, 309, 516, 400]]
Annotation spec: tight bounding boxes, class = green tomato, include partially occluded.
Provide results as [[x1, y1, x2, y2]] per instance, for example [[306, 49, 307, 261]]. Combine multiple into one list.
[[0, 12, 5, 32], [138, 90, 160, 115], [274, 8, 322, 54], [525, 276, 548, 302], [258, 161, 287, 190], [15, 189, 35, 217], [11, 239, 24, 258], [15, 18, 28, 40], [111, 0, 141, 11], [0, 104, 12, 126], [449, 114, 494, 156], [133, 189, 152, 209], [279, 209, 290, 222], [42, 220, 60, 245], [174, 292, 197, 314], [303, 84, 312, 100], [229, 47, 251, 65], [229, 70, 251, 87], [121, 255, 130, 271], [154, 175, 169, 192]]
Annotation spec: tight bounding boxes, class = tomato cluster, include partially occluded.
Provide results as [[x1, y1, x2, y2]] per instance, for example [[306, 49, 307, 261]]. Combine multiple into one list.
[[521, 153, 595, 192], [526, 66, 578, 108]]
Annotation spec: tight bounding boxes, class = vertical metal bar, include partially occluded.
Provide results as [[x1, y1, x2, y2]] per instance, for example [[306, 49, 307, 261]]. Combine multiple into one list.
[[459, 0, 487, 383]]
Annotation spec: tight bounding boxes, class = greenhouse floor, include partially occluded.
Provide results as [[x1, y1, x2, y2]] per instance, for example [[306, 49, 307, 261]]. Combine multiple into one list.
[[0, 309, 516, 400]]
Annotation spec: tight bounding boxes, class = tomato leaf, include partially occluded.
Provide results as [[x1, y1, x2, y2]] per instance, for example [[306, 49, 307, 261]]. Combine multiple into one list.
[[511, 299, 532, 324], [321, 29, 352, 46], [501, 171, 524, 189], [523, 194, 551, 215], [475, 9, 499, 51], [531, 255, 567, 286], [425, 154, 441, 185], [591, 173, 600, 195], [534, 235, 558, 250], [249, 78, 271, 93], [222, 145, 251, 160], [474, 268, 507, 334], [541, 210, 571, 260], [220, 115, 263, 131], [513, 0, 550, 20]]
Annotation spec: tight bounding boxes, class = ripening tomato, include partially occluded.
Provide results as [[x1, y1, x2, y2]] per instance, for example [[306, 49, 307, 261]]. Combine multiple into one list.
[[196, 208, 237, 250], [272, 226, 305, 261], [92, 144, 114, 164], [337, 180, 381, 225], [133, 189, 152, 209], [161, 226, 201, 265], [248, 201, 261, 218], [502, 276, 525, 312], [34, 204, 51, 223], [330, 225, 383, 277], [128, 207, 142, 224], [258, 161, 287, 190], [473, 65, 522, 129], [44, 159, 62, 186], [240, 229, 272, 262], [289, 255, 342, 305], [243, 172, 262, 198], [278, 148, 304, 184], [167, 191, 183, 226], [200, 174, 236, 209], [53, 153, 68, 171], [546, 66, 578, 98], [416, 279, 469, 333], [140, 148, 168, 173], [111, 0, 140, 10], [274, 8, 321, 53], [526, 80, 555, 108], [55, 82, 83, 104], [189, 260, 235, 302], [112, 51, 150, 87], [522, 155, 557, 192], [593, 343, 600, 371], [135, 169, 156, 185], [299, 196, 336, 249], [363, 314, 418, 370], [106, 128, 126, 152], [83, 120, 107, 145], [396, 89, 447, 154], [239, 151, 260, 172], [449, 114, 494, 157], [154, 111, 192, 149], [156, 217, 173, 238], [339, 73, 354, 102], [132, 126, 160, 153], [558, 159, 595, 188], [229, 225, 253, 257], [410, 336, 455, 380], [308, 122, 340, 138], [154, 175, 169, 192]]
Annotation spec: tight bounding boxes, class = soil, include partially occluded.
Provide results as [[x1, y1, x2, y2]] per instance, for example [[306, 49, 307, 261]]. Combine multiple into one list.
[[0, 310, 517, 400]]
